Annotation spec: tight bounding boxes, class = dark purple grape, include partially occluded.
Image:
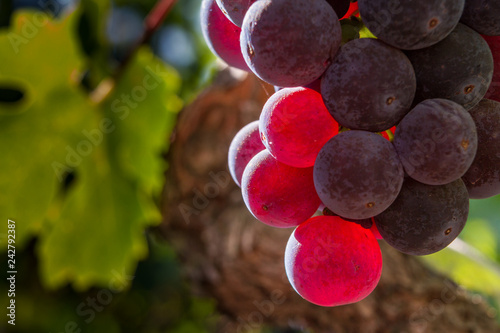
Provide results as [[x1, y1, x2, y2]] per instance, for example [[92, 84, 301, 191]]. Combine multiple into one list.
[[460, 0, 500, 36], [374, 178, 469, 256], [215, 0, 257, 27], [462, 99, 500, 199], [406, 24, 493, 110], [394, 99, 478, 185], [314, 130, 404, 220], [358, 0, 464, 50], [325, 0, 351, 18], [240, 0, 341, 87], [321, 38, 416, 132]]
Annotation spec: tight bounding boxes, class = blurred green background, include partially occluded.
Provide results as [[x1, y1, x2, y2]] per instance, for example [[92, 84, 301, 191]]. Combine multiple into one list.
[[0, 0, 498, 332]]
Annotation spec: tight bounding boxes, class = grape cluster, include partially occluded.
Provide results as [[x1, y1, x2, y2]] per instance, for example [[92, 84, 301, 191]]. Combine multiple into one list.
[[202, 0, 500, 307]]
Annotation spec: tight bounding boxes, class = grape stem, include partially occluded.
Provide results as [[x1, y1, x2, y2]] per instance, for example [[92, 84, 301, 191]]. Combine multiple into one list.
[[90, 0, 177, 104], [385, 129, 394, 142], [338, 126, 351, 133]]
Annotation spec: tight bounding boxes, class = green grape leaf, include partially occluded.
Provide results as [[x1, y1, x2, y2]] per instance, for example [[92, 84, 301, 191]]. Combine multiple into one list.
[[39, 48, 182, 289], [103, 49, 182, 195], [39, 151, 153, 290], [0, 11, 93, 248], [0, 10, 84, 95], [0, 10, 182, 290]]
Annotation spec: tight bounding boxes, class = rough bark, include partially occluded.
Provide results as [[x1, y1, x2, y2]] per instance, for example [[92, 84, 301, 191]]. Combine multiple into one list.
[[160, 68, 500, 333]]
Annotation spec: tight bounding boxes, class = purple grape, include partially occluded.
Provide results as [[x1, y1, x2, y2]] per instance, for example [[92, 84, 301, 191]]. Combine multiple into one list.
[[374, 178, 469, 256], [240, 0, 341, 87], [406, 24, 493, 110], [358, 0, 464, 50], [462, 99, 500, 199], [321, 38, 416, 132], [228, 121, 265, 187], [460, 0, 500, 36], [314, 130, 404, 220], [394, 99, 478, 185]]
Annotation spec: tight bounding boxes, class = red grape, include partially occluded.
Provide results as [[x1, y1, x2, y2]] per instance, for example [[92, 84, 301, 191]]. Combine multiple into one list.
[[260, 87, 338, 168], [200, 0, 249, 71], [228, 121, 265, 187], [242, 150, 320, 228], [285, 216, 383, 306]]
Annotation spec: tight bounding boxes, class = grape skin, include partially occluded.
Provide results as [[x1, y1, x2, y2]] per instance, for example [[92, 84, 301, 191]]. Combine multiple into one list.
[[314, 130, 404, 220], [200, 0, 249, 71], [228, 121, 265, 187], [285, 216, 382, 307], [358, 0, 465, 50], [374, 178, 469, 256], [394, 99, 478, 186], [462, 99, 500, 199], [240, 0, 341, 87], [321, 38, 416, 132], [406, 24, 493, 110], [460, 0, 500, 36], [242, 150, 320, 228]]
